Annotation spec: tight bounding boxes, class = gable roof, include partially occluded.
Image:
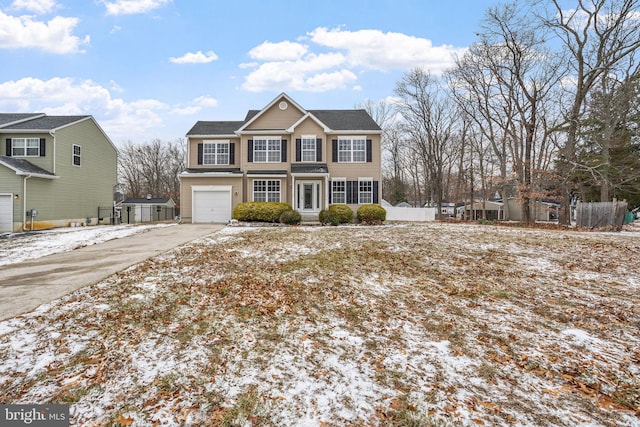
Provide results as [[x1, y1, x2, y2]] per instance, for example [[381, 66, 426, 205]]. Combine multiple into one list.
[[309, 110, 381, 131], [0, 115, 91, 131], [187, 93, 382, 137], [0, 156, 58, 179], [0, 113, 45, 128], [237, 93, 306, 133], [187, 121, 245, 137], [0, 114, 117, 154]]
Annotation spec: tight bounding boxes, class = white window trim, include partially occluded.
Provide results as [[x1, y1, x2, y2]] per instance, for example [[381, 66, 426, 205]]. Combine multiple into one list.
[[301, 135, 316, 162], [358, 177, 373, 204], [338, 136, 366, 163], [253, 136, 282, 163], [72, 144, 81, 167], [11, 138, 40, 157], [203, 140, 230, 165], [252, 179, 281, 202], [331, 178, 346, 204]]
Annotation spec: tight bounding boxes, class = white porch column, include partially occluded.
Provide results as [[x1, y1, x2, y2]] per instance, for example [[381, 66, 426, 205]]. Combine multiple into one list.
[[324, 175, 329, 208]]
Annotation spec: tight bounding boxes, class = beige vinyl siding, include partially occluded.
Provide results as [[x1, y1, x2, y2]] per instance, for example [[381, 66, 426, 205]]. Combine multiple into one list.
[[49, 119, 117, 221], [327, 135, 382, 181], [240, 136, 291, 171], [179, 176, 243, 222], [245, 105, 304, 131], [188, 137, 240, 169], [246, 176, 289, 204]]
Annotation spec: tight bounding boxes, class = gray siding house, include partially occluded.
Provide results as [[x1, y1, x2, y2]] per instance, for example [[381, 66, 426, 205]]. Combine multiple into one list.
[[0, 113, 118, 232]]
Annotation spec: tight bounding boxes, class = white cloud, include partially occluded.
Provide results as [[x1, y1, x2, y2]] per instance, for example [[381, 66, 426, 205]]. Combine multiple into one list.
[[0, 11, 89, 54], [0, 77, 167, 142], [241, 27, 464, 93], [193, 95, 218, 108], [170, 96, 218, 116], [308, 27, 463, 72], [101, 0, 172, 16], [248, 41, 308, 61], [10, 0, 57, 14], [241, 52, 350, 92], [169, 50, 218, 64]]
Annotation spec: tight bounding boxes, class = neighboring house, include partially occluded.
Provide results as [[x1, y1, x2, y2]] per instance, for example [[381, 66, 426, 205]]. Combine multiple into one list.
[[179, 93, 382, 223], [0, 113, 117, 232], [504, 198, 560, 222], [121, 197, 176, 224], [457, 198, 560, 222]]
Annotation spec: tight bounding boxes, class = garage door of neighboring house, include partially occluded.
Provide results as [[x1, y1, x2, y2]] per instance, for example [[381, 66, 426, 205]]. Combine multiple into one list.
[[0, 194, 13, 233], [192, 186, 232, 223]]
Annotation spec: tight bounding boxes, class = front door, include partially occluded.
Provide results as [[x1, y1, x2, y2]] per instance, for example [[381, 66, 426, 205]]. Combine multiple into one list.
[[297, 181, 321, 212]]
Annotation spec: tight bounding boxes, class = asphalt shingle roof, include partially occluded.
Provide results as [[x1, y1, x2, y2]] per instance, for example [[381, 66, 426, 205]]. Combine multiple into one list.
[[186, 121, 245, 136], [0, 156, 56, 177], [0, 115, 89, 130], [308, 110, 381, 131], [189, 108, 380, 136], [0, 113, 44, 127]]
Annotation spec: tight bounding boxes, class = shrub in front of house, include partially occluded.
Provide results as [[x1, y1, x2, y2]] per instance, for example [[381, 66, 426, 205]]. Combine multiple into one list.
[[357, 204, 386, 224], [279, 209, 302, 225], [319, 209, 340, 226], [328, 204, 354, 224], [233, 202, 293, 223]]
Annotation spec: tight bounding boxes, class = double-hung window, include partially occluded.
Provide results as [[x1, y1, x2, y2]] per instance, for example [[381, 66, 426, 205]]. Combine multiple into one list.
[[302, 136, 316, 162], [253, 179, 281, 202], [254, 137, 281, 163], [11, 138, 40, 157], [338, 137, 366, 163], [203, 141, 229, 165], [72, 144, 81, 166], [358, 178, 373, 204], [332, 179, 346, 204]]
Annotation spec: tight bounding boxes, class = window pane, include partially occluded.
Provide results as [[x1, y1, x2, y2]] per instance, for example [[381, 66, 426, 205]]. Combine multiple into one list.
[[332, 181, 346, 204], [359, 180, 372, 204], [302, 138, 316, 162]]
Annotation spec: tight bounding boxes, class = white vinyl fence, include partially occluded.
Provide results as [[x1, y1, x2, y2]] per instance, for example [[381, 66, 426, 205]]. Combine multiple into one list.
[[385, 207, 437, 222]]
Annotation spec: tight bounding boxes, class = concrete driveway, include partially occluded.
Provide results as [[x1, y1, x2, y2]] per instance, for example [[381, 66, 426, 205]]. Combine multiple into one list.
[[0, 223, 223, 321]]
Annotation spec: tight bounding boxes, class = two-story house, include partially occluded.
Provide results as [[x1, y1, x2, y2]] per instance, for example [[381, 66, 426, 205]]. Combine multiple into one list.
[[179, 93, 382, 223], [0, 114, 118, 232]]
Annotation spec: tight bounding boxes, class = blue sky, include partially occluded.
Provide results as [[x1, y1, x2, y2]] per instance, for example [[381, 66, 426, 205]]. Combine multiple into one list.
[[0, 0, 494, 146]]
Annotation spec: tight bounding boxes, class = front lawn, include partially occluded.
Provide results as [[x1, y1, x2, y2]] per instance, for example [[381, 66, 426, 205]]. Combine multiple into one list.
[[1, 223, 638, 426]]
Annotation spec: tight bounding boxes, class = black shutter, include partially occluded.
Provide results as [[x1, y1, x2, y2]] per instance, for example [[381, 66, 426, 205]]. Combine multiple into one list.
[[366, 139, 372, 163], [281, 139, 287, 162], [328, 181, 332, 204], [332, 139, 338, 162], [295, 138, 301, 162], [5, 139, 11, 157], [229, 143, 235, 165], [316, 138, 322, 162], [197, 143, 203, 165], [373, 180, 379, 204], [39, 138, 46, 157], [248, 139, 253, 162]]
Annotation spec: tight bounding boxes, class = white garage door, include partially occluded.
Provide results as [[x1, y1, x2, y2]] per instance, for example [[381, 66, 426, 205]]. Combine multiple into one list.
[[193, 190, 232, 223], [0, 195, 13, 233]]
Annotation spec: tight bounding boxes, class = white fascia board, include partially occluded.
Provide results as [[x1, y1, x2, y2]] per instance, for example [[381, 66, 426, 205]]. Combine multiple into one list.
[[287, 113, 331, 133]]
